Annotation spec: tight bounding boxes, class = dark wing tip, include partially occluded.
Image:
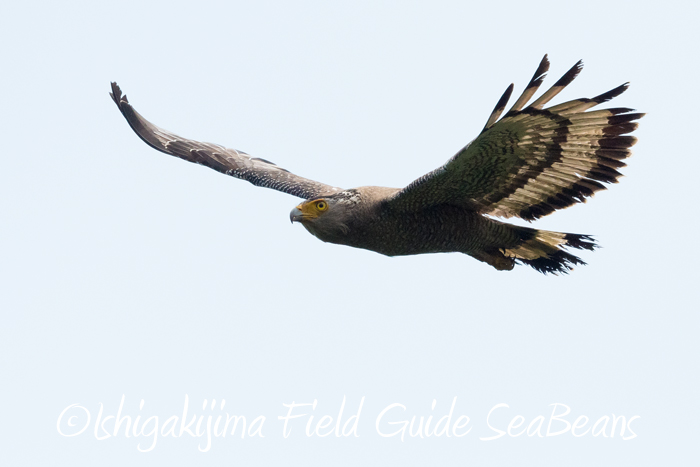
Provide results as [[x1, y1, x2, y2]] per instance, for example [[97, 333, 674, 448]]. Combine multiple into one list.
[[534, 54, 551, 82], [563, 233, 598, 251], [592, 82, 630, 104], [505, 54, 551, 114], [110, 81, 128, 107], [554, 59, 584, 88], [108, 82, 172, 154], [482, 83, 514, 131], [528, 54, 551, 91]]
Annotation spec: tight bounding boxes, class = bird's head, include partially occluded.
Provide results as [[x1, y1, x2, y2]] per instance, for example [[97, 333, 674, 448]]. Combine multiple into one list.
[[290, 192, 360, 241], [289, 198, 331, 224]]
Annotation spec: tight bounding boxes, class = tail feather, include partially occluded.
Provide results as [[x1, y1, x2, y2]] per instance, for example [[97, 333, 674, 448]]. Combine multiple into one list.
[[503, 227, 598, 275]]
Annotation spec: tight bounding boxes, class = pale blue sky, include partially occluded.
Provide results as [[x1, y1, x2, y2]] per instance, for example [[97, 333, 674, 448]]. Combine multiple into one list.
[[1, 0, 698, 465]]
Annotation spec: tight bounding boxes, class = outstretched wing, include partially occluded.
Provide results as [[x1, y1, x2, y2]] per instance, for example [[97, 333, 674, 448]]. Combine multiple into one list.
[[110, 82, 341, 199], [385, 55, 644, 220]]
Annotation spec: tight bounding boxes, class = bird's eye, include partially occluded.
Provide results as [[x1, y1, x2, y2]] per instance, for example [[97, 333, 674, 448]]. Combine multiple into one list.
[[316, 201, 327, 211]]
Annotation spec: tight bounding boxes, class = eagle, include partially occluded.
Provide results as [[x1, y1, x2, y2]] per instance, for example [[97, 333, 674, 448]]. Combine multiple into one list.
[[110, 55, 642, 274]]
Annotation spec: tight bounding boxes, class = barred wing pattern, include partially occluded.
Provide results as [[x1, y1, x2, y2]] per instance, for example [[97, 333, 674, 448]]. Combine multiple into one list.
[[110, 83, 341, 200], [386, 56, 643, 221]]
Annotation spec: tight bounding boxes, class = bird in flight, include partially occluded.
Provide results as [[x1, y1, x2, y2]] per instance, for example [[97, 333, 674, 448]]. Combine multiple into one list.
[[110, 55, 642, 274]]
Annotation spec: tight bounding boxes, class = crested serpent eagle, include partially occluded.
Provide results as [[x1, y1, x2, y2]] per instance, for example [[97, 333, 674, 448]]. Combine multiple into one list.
[[110, 55, 642, 274]]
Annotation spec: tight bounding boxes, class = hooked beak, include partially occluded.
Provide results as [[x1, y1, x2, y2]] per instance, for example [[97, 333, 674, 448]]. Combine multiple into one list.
[[290, 205, 303, 224]]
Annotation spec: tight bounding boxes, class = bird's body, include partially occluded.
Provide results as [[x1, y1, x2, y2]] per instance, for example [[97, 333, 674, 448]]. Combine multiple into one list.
[[291, 186, 593, 272], [110, 55, 642, 274]]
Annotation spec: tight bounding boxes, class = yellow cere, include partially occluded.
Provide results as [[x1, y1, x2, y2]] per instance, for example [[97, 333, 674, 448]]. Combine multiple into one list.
[[299, 199, 328, 219]]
